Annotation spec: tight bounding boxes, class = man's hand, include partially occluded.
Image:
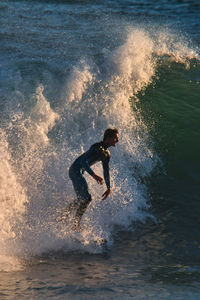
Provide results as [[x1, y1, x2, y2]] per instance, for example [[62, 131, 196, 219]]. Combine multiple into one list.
[[102, 188, 111, 201], [92, 174, 104, 185]]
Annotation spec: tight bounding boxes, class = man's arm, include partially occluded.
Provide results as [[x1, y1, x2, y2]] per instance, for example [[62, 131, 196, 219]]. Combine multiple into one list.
[[80, 146, 95, 176], [102, 158, 110, 189], [81, 146, 104, 184], [102, 158, 111, 200]]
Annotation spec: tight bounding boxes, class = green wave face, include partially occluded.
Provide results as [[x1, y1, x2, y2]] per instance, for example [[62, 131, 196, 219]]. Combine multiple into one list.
[[135, 61, 200, 181]]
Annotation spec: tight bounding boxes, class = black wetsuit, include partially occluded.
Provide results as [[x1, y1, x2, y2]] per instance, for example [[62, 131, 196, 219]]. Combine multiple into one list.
[[69, 142, 111, 226]]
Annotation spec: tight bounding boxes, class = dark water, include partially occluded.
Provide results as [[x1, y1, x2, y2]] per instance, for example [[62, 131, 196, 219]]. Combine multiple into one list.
[[0, 0, 200, 299]]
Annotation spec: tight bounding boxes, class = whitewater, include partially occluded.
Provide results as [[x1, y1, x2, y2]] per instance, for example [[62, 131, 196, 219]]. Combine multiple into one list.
[[0, 24, 198, 272], [1, 1, 200, 299]]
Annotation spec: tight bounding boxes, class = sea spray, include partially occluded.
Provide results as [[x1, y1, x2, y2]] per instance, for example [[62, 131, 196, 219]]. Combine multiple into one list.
[[22, 29, 158, 254], [0, 27, 199, 268], [0, 129, 28, 270], [0, 130, 27, 242]]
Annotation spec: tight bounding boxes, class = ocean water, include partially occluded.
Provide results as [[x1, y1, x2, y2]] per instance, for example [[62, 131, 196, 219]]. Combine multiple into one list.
[[0, 0, 200, 299]]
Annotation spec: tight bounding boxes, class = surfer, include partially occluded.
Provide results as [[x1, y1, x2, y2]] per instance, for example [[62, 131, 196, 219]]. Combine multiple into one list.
[[68, 127, 119, 230]]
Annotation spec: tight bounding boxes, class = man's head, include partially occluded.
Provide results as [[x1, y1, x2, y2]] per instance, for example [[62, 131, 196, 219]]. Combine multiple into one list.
[[103, 128, 119, 147]]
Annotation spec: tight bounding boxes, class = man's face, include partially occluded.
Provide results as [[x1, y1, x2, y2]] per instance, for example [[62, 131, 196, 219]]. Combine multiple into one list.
[[109, 133, 119, 147]]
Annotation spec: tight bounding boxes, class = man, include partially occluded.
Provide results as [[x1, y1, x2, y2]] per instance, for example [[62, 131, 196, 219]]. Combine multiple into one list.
[[68, 128, 119, 230]]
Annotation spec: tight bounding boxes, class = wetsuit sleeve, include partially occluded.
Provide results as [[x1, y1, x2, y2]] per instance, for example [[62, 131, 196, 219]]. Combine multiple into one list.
[[80, 146, 95, 176], [102, 158, 110, 189]]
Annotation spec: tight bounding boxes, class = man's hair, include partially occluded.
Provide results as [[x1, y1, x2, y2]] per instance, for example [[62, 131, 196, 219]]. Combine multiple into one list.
[[103, 128, 118, 141]]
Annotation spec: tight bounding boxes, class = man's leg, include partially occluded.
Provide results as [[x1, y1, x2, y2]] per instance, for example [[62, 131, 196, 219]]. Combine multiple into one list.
[[70, 171, 92, 230], [73, 195, 91, 230], [60, 201, 79, 220]]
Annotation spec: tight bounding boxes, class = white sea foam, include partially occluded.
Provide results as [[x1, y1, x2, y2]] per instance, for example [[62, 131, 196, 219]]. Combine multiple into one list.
[[0, 26, 199, 269]]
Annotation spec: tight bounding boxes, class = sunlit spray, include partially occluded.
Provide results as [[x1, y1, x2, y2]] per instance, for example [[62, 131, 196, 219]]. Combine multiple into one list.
[[0, 27, 199, 270]]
